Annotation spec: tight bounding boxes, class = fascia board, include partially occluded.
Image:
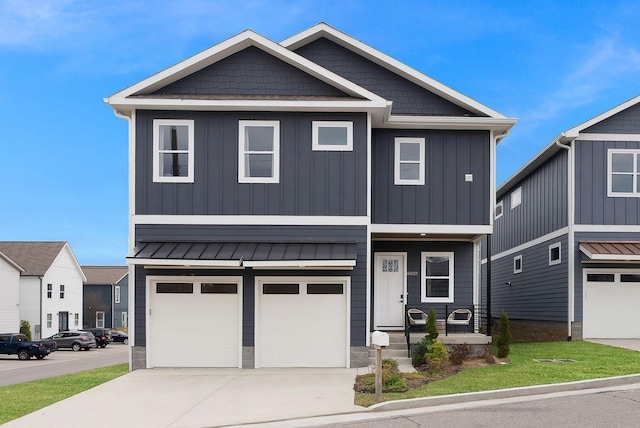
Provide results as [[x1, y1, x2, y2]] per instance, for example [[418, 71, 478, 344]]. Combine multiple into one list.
[[563, 94, 640, 136], [106, 29, 386, 107], [281, 23, 510, 119], [243, 260, 356, 268], [380, 115, 517, 132], [62, 243, 88, 282], [127, 258, 242, 267], [106, 98, 387, 111]]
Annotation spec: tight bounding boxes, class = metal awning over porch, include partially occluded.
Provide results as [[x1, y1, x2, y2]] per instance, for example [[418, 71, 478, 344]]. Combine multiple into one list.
[[127, 242, 357, 268], [579, 241, 640, 261]]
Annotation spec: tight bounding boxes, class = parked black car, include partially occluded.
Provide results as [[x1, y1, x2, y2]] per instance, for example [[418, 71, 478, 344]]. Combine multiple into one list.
[[110, 330, 128, 344], [46, 331, 96, 351], [81, 328, 113, 348]]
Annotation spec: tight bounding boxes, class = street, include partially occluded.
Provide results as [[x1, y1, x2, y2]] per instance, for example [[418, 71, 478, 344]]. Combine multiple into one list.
[[0, 343, 128, 387], [311, 383, 640, 428]]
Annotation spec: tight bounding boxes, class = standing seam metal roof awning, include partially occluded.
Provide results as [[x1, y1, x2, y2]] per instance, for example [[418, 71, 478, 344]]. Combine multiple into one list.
[[579, 241, 640, 261], [127, 242, 358, 268]]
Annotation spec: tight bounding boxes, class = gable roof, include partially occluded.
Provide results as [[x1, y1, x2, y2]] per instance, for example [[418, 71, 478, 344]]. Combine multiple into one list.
[[0, 250, 25, 273], [82, 266, 128, 285], [497, 94, 640, 197], [0, 242, 67, 276]]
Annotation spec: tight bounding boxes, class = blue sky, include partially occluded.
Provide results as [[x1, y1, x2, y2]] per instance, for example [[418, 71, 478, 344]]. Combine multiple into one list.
[[2, 0, 640, 265]]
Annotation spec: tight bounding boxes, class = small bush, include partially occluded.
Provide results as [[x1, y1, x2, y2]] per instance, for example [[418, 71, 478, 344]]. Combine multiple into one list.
[[412, 335, 431, 367], [426, 308, 439, 341], [382, 358, 399, 373], [355, 358, 407, 393], [496, 311, 512, 358], [426, 340, 448, 363], [449, 343, 472, 365], [19, 320, 32, 341]]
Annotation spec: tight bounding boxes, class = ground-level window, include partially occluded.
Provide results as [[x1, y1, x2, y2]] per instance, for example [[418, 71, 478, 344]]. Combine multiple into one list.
[[608, 149, 640, 196], [46, 314, 52, 329], [122, 312, 128, 328], [312, 121, 353, 151], [421, 252, 454, 303], [153, 119, 194, 183], [549, 242, 561, 266], [514, 255, 523, 274], [395, 137, 425, 185], [238, 120, 280, 183]]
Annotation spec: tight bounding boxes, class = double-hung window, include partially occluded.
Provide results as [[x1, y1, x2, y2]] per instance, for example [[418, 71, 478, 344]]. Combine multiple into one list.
[[115, 286, 121, 304], [47, 283, 52, 299], [421, 252, 454, 303], [395, 137, 425, 185], [238, 120, 280, 183], [312, 121, 353, 151], [153, 119, 194, 183], [59, 284, 65, 299], [608, 149, 640, 196]]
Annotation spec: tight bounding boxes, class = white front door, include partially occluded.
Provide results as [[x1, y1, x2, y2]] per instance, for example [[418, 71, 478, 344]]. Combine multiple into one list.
[[374, 253, 406, 330]]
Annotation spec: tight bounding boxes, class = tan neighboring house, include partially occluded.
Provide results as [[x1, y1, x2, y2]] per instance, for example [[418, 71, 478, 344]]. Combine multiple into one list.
[[0, 242, 86, 339]]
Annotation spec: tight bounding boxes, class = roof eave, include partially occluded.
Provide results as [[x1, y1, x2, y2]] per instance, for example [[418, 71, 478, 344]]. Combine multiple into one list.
[[379, 115, 516, 133]]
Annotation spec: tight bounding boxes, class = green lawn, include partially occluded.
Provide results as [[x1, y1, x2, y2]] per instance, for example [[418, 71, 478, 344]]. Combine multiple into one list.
[[356, 341, 640, 406], [0, 364, 129, 425]]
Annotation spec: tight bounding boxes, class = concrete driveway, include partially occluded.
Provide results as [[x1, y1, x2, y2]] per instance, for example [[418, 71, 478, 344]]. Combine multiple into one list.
[[3, 367, 367, 428], [586, 339, 640, 352]]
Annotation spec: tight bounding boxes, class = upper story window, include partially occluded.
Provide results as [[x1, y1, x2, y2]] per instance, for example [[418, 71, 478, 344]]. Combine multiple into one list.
[[495, 200, 504, 219], [239, 120, 280, 183], [153, 119, 194, 183], [47, 283, 52, 299], [513, 255, 523, 274], [511, 187, 522, 209], [115, 286, 121, 304], [312, 121, 353, 151], [421, 252, 454, 303], [549, 242, 561, 266], [59, 284, 65, 299], [395, 137, 425, 185], [608, 149, 640, 197]]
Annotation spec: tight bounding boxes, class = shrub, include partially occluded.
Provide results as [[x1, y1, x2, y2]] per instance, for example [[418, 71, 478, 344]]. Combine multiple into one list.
[[355, 358, 407, 393], [449, 343, 472, 365], [411, 335, 431, 367], [19, 320, 32, 341], [496, 311, 512, 358], [426, 340, 448, 363], [426, 308, 439, 341]]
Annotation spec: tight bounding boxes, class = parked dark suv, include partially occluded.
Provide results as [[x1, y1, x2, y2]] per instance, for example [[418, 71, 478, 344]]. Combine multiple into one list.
[[81, 328, 113, 348]]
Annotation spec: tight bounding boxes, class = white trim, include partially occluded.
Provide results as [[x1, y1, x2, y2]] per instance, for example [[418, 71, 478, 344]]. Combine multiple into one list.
[[312, 121, 353, 151], [511, 187, 522, 209], [495, 200, 504, 219], [564, 95, 640, 137], [373, 252, 407, 330], [573, 224, 640, 233], [394, 137, 425, 185], [421, 251, 454, 303], [127, 258, 242, 267], [152, 119, 195, 183], [243, 260, 355, 268], [578, 133, 640, 142], [133, 215, 369, 226], [0, 250, 24, 272], [549, 242, 562, 266], [513, 254, 523, 274], [607, 149, 640, 197], [490, 227, 569, 261], [380, 116, 516, 133], [370, 224, 493, 235], [365, 112, 372, 346], [254, 276, 351, 368], [579, 244, 640, 261], [238, 120, 280, 183]]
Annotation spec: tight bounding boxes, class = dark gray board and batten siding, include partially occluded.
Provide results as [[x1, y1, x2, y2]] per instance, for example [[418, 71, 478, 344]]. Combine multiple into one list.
[[372, 129, 490, 225], [135, 111, 368, 217], [294, 37, 480, 116], [133, 224, 368, 347], [493, 150, 568, 254]]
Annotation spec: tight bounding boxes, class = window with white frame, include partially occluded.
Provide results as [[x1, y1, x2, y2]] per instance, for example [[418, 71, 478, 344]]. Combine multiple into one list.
[[153, 119, 194, 183], [312, 121, 353, 151], [513, 255, 523, 274], [74, 313, 79, 327], [59, 284, 65, 299], [47, 283, 52, 299], [115, 286, 120, 304], [421, 252, 454, 303], [122, 312, 128, 328], [239, 120, 280, 183], [495, 200, 504, 219], [608, 149, 640, 196], [395, 137, 425, 185], [549, 242, 561, 266], [46, 314, 52, 329], [511, 187, 522, 209]]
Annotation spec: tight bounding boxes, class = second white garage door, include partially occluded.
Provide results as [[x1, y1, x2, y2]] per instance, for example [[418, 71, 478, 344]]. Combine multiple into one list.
[[148, 277, 242, 368], [583, 271, 640, 338], [255, 277, 349, 368]]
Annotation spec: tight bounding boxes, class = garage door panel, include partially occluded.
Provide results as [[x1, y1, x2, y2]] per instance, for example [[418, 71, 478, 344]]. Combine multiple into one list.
[[584, 272, 640, 339]]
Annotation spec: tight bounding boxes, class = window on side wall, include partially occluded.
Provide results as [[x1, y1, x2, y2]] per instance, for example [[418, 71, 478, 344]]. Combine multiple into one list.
[[421, 252, 454, 303], [47, 283, 52, 299], [495, 200, 504, 219], [312, 121, 353, 151], [513, 255, 523, 274], [511, 187, 522, 209], [153, 119, 194, 183], [608, 149, 640, 196], [46, 314, 52, 329], [115, 286, 120, 304], [74, 313, 79, 327], [395, 137, 425, 185], [59, 284, 65, 299], [239, 120, 280, 183], [549, 242, 561, 266]]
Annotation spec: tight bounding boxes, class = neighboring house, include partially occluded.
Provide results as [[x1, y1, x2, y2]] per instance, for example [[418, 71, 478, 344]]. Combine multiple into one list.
[[0, 242, 86, 339], [106, 23, 516, 370], [0, 251, 23, 332], [82, 266, 129, 329], [486, 95, 640, 340]]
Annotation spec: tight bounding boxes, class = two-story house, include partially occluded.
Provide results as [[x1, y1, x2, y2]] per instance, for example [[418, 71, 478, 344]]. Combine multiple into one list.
[[0, 241, 86, 339], [82, 266, 129, 329], [486, 95, 640, 341], [106, 23, 516, 370]]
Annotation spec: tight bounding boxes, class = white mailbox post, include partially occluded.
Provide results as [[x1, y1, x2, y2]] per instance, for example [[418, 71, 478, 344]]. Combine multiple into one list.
[[371, 331, 389, 402]]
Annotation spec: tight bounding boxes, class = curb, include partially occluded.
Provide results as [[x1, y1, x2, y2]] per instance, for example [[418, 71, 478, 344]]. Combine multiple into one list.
[[369, 374, 640, 412]]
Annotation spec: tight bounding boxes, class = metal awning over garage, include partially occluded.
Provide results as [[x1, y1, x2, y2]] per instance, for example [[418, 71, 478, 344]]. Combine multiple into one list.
[[579, 241, 640, 261], [127, 242, 357, 268]]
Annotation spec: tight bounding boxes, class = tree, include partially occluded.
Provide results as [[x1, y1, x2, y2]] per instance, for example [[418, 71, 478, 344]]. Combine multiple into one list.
[[426, 308, 439, 341], [496, 311, 512, 358], [20, 320, 32, 341]]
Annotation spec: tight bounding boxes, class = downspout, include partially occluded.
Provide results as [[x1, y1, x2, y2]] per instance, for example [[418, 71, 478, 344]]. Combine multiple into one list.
[[555, 137, 573, 341]]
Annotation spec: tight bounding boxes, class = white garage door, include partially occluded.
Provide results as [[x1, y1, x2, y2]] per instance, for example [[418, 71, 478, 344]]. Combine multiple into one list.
[[256, 277, 349, 368], [583, 271, 640, 338], [148, 277, 242, 367]]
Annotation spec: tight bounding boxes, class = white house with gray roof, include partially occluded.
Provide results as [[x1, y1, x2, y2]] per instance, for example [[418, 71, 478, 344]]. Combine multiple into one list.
[[0, 242, 86, 339]]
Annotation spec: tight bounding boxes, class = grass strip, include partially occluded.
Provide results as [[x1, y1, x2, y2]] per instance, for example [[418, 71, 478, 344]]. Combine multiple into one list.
[[356, 341, 640, 406], [0, 363, 129, 424]]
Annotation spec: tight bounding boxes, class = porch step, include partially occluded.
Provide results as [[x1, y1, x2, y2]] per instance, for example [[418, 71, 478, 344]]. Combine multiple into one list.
[[368, 332, 415, 373]]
